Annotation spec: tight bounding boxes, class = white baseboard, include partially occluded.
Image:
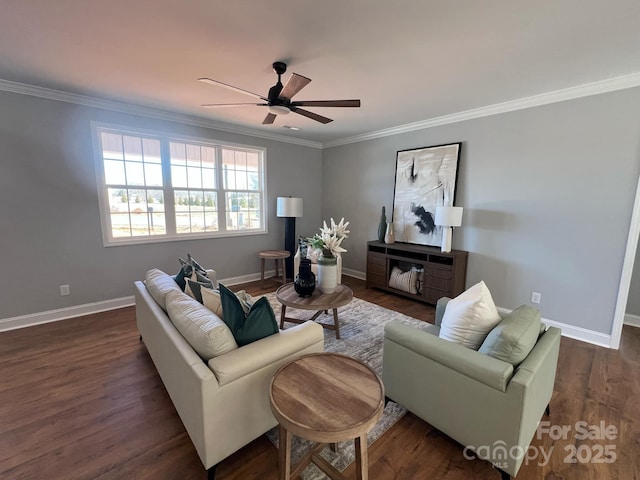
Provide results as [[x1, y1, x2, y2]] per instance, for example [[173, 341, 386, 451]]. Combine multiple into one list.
[[624, 313, 640, 328], [343, 268, 366, 281], [0, 270, 620, 348], [496, 307, 612, 348], [0, 296, 135, 332]]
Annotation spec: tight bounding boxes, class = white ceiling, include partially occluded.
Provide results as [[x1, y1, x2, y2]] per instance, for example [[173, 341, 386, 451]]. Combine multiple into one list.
[[1, 0, 639, 145]]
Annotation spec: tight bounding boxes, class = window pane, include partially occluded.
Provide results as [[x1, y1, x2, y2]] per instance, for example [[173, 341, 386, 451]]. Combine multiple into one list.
[[187, 166, 202, 189], [186, 144, 201, 167], [171, 165, 187, 188], [144, 163, 163, 187], [143, 138, 161, 163], [123, 136, 143, 162], [247, 172, 259, 191], [236, 170, 248, 190], [125, 161, 145, 185], [102, 133, 123, 160], [104, 160, 125, 185], [170, 142, 186, 165], [202, 168, 216, 189], [205, 211, 218, 231], [110, 213, 131, 237], [202, 146, 215, 168]]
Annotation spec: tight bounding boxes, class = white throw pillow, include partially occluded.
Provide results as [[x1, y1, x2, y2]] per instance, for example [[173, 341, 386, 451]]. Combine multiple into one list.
[[439, 281, 502, 349], [201, 286, 224, 318], [165, 290, 238, 359]]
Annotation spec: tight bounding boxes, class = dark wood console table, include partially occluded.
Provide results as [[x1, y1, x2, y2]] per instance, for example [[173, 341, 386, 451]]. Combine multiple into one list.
[[366, 240, 468, 304]]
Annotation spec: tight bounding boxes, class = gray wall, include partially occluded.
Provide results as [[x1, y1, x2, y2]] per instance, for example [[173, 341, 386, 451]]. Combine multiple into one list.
[[323, 87, 640, 334], [0, 91, 323, 318], [626, 240, 640, 316]]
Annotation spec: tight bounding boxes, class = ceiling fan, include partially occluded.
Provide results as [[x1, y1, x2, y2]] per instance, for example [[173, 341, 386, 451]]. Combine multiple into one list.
[[198, 61, 360, 125]]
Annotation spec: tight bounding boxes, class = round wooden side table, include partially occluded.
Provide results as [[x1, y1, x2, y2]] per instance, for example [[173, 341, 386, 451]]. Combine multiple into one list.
[[276, 283, 353, 339], [270, 353, 385, 480], [259, 250, 291, 287]]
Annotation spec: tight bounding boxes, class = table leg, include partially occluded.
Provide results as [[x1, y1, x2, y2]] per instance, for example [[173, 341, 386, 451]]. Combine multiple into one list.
[[332, 308, 341, 339], [354, 434, 368, 480], [280, 305, 287, 330], [261, 258, 266, 287], [279, 425, 292, 480]]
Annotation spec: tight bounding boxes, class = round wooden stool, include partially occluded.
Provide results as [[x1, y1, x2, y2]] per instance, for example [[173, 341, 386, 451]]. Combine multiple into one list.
[[259, 250, 291, 287]]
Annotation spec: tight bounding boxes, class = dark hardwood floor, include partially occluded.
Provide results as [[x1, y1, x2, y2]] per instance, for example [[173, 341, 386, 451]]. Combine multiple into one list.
[[1, 276, 638, 479]]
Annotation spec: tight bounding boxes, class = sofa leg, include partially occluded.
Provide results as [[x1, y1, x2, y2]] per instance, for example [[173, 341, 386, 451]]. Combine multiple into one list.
[[207, 464, 217, 480], [545, 404, 551, 416], [384, 396, 391, 406]]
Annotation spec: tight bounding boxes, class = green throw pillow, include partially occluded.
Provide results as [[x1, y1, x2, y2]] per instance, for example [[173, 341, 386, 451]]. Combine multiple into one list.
[[478, 305, 541, 366], [219, 283, 279, 346]]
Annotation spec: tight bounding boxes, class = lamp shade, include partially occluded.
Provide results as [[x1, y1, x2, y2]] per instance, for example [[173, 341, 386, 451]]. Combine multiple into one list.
[[435, 206, 463, 227], [276, 197, 303, 218]]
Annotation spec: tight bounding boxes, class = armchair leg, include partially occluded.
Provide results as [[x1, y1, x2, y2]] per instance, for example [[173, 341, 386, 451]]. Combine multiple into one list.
[[545, 404, 551, 416], [207, 464, 217, 480]]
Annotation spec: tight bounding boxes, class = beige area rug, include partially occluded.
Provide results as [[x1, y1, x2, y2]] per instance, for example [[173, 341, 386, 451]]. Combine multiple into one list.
[[264, 292, 427, 480]]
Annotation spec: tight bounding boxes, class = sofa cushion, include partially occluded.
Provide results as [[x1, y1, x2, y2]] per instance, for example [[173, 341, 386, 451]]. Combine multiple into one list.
[[165, 290, 238, 359], [479, 305, 541, 366], [219, 283, 279, 347], [388, 266, 418, 294], [145, 268, 182, 311], [439, 281, 502, 350]]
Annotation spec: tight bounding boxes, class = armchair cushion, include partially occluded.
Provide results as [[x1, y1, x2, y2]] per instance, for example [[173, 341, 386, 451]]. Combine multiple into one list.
[[478, 304, 541, 366], [439, 281, 501, 349]]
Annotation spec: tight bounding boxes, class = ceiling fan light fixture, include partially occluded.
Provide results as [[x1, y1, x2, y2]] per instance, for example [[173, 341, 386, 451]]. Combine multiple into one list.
[[268, 105, 291, 116]]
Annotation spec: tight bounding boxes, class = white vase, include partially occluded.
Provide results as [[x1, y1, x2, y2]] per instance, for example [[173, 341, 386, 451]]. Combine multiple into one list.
[[317, 251, 338, 294], [384, 222, 396, 244]]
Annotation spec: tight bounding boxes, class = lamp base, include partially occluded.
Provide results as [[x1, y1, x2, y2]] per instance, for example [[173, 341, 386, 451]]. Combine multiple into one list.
[[441, 227, 453, 253], [283, 217, 296, 280]]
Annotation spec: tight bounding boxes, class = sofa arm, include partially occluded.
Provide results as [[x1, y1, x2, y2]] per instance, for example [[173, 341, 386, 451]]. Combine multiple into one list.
[[208, 321, 324, 385], [384, 321, 514, 392]]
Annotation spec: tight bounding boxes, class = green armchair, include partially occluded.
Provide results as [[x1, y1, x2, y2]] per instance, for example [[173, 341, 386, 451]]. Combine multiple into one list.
[[382, 298, 561, 479]]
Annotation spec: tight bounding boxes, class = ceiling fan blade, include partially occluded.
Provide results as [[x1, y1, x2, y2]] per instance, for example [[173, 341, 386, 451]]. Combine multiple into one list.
[[198, 77, 268, 101], [292, 99, 361, 108], [262, 113, 277, 125], [290, 106, 333, 124], [279, 73, 311, 101], [201, 103, 268, 108]]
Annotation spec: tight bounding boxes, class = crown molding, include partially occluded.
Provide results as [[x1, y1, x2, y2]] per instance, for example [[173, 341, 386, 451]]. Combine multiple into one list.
[[0, 79, 323, 149], [323, 72, 640, 148], [3, 72, 640, 151]]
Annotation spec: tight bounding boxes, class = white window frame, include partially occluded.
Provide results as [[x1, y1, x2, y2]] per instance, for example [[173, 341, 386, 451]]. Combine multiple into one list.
[[92, 122, 268, 246]]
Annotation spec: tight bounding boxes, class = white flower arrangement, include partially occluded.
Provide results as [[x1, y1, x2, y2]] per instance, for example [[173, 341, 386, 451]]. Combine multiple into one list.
[[309, 217, 350, 258]]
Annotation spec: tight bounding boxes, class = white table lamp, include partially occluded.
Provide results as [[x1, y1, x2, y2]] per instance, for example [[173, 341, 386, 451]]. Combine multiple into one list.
[[435, 206, 463, 253]]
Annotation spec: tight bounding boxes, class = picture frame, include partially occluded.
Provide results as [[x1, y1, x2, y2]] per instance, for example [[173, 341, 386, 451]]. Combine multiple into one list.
[[392, 142, 461, 247]]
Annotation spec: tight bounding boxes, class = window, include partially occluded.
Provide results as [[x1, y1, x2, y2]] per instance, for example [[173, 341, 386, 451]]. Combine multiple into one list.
[[93, 124, 266, 245]]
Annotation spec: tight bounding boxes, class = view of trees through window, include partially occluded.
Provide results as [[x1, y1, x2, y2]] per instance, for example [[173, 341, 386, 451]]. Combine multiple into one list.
[[96, 126, 265, 243]]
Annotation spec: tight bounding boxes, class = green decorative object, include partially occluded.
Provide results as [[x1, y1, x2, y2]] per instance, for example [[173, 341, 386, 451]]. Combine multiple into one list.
[[377, 206, 387, 242]]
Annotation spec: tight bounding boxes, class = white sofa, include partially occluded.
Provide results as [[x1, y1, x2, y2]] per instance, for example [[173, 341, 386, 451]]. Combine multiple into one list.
[[293, 247, 342, 284], [134, 270, 324, 479]]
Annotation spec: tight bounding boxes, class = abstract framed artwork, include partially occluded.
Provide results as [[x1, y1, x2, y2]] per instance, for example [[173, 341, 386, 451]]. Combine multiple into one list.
[[392, 142, 461, 247]]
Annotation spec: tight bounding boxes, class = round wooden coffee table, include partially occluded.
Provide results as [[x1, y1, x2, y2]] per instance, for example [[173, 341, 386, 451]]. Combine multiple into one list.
[[276, 283, 353, 339], [270, 353, 385, 480]]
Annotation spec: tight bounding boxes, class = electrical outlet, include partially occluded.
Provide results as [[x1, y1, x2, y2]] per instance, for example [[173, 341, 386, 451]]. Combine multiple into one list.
[[60, 284, 71, 296], [531, 291, 541, 304]]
